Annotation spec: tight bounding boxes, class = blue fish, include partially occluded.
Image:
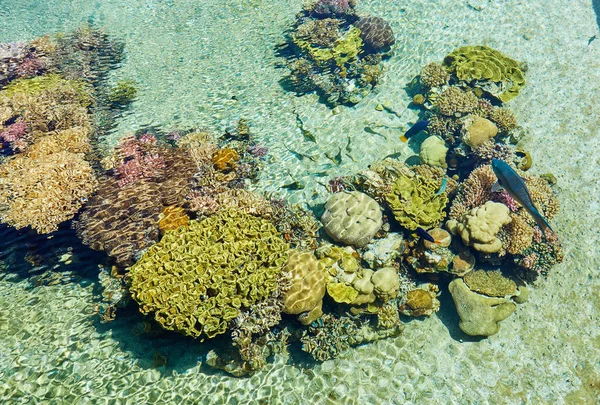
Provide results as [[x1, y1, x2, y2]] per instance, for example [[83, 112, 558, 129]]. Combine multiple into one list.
[[416, 227, 435, 242], [491, 159, 553, 234], [400, 120, 429, 142]]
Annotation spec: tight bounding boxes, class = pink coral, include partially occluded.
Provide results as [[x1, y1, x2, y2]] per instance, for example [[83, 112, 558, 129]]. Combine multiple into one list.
[[115, 153, 166, 187], [493, 190, 518, 212], [16, 57, 45, 77], [138, 133, 157, 145], [0, 122, 28, 143]]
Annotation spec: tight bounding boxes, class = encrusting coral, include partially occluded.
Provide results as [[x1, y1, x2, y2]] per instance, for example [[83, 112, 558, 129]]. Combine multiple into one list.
[[128, 209, 289, 341], [449, 278, 517, 337]]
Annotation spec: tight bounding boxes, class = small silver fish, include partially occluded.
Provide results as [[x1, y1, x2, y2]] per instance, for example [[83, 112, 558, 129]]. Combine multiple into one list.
[[491, 159, 553, 234]]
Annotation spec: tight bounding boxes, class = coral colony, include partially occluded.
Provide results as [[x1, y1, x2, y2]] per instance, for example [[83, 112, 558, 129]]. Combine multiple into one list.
[[0, 3, 562, 377]]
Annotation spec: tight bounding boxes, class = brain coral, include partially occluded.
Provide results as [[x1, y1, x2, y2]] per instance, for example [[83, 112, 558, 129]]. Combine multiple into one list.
[[353, 16, 395, 52], [443, 45, 526, 102], [321, 190, 382, 247], [128, 209, 289, 340], [282, 250, 328, 325], [385, 173, 448, 231], [0, 150, 97, 234]]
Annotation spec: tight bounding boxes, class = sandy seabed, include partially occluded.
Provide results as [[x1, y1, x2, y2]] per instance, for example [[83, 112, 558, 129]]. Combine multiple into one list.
[[0, 0, 599, 403]]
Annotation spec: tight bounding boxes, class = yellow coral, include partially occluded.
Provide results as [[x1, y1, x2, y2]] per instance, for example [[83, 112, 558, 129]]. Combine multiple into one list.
[[128, 209, 289, 340], [282, 250, 328, 325], [0, 151, 97, 234], [212, 148, 240, 171]]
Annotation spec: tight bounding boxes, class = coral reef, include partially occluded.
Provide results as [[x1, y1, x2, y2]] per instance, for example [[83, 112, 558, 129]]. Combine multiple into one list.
[[443, 45, 526, 102], [419, 135, 448, 168], [281, 0, 393, 106], [371, 267, 400, 302], [435, 87, 478, 117], [463, 270, 517, 298], [321, 190, 382, 247], [300, 313, 402, 362], [419, 62, 450, 89], [128, 210, 289, 340], [399, 286, 440, 317], [362, 232, 404, 269], [462, 116, 498, 149], [157, 205, 189, 234]]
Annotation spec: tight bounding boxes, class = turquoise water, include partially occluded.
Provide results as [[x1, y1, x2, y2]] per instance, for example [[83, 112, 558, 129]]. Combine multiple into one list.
[[1, 0, 600, 404]]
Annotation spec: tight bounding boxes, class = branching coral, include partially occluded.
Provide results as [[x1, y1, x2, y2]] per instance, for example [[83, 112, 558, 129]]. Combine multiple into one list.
[[449, 164, 497, 221], [435, 87, 478, 117], [128, 209, 289, 340], [419, 62, 450, 89]]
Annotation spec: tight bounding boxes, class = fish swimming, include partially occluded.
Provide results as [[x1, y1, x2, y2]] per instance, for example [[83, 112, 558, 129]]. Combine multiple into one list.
[[491, 158, 553, 234], [400, 120, 429, 142], [415, 227, 435, 242]]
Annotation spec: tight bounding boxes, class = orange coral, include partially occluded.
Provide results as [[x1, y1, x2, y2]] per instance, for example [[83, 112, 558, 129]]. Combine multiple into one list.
[[212, 148, 239, 171], [158, 205, 190, 233]]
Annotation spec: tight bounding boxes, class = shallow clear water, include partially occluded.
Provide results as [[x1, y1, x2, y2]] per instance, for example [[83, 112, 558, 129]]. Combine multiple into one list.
[[1, 0, 599, 403]]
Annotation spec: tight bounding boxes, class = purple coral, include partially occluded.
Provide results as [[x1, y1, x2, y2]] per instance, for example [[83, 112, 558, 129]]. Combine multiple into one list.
[[248, 144, 268, 158]]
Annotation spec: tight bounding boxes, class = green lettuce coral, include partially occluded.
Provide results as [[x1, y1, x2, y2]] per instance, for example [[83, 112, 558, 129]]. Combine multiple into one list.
[[443, 45, 526, 102], [128, 209, 289, 341], [293, 26, 363, 68], [385, 173, 448, 231]]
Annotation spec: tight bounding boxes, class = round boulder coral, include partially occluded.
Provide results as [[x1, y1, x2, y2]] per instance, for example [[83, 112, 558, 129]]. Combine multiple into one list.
[[128, 209, 289, 341], [354, 16, 395, 52], [321, 190, 382, 247]]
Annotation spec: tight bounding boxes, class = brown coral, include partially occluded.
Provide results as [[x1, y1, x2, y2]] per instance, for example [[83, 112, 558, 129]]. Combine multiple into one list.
[[354, 16, 395, 52], [419, 62, 450, 88], [435, 87, 478, 117], [295, 18, 341, 48], [463, 270, 517, 297], [0, 150, 97, 234], [502, 213, 534, 255], [74, 179, 163, 266]]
